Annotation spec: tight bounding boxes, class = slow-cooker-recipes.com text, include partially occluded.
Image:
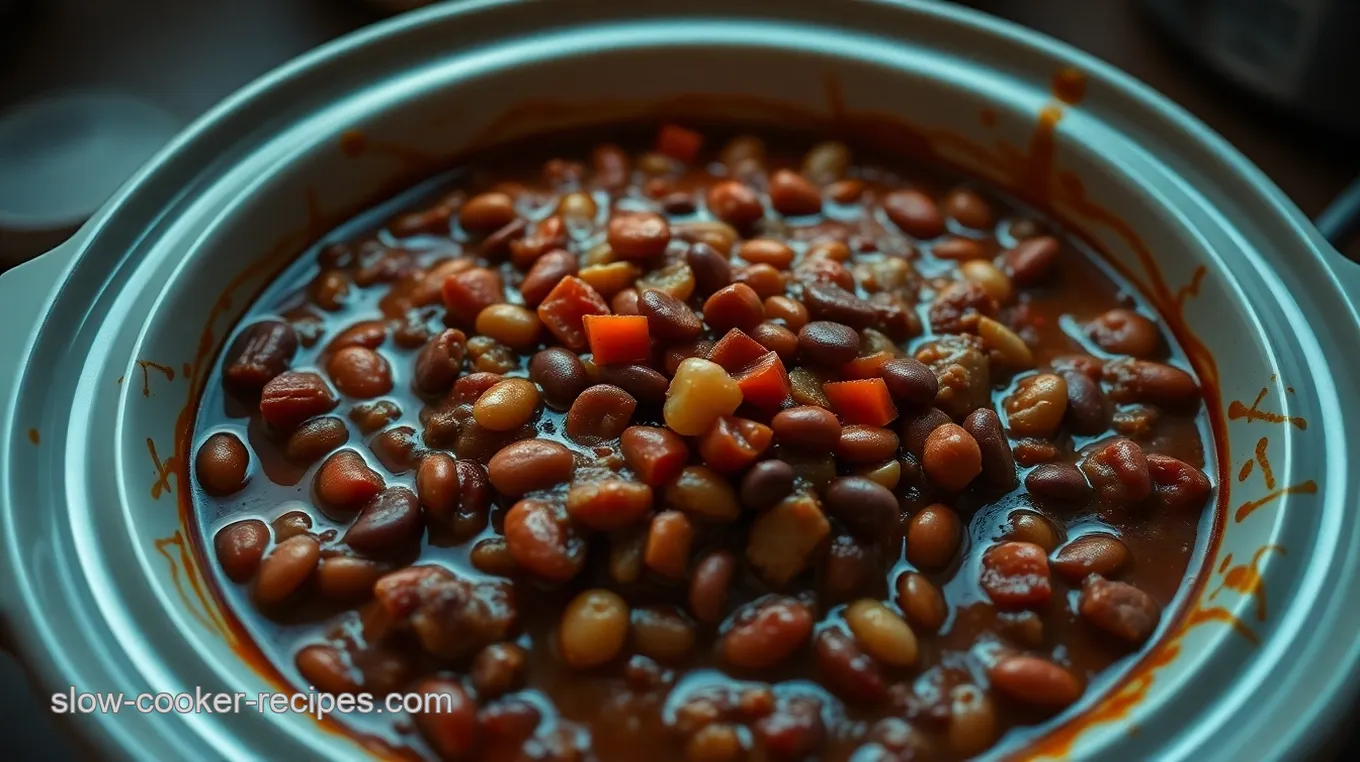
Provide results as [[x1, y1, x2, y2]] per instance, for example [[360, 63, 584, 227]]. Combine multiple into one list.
[[50, 687, 455, 720]]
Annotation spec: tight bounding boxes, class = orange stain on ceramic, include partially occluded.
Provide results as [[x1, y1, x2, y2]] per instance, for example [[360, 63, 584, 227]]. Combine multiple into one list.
[[1183, 605, 1259, 645], [1176, 266, 1208, 308], [339, 128, 368, 157], [26, 428, 39, 445], [1237, 458, 1254, 482], [1236, 480, 1319, 523], [1228, 387, 1308, 430], [979, 107, 998, 127], [1254, 437, 1276, 490], [1210, 545, 1284, 623], [154, 531, 232, 637], [135, 360, 175, 397], [148, 437, 176, 500]]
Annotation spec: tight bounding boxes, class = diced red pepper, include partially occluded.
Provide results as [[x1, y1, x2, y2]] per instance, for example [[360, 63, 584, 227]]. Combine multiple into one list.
[[537, 276, 609, 352], [733, 351, 792, 410], [656, 124, 703, 164], [583, 314, 651, 365], [707, 328, 768, 373], [823, 378, 898, 426], [841, 351, 892, 380]]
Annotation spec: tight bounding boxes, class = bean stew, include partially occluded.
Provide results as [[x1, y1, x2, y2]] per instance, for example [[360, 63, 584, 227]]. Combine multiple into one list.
[[192, 124, 1215, 761]]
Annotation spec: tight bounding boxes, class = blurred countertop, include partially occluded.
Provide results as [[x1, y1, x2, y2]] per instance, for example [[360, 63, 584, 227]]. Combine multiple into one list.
[[0, 0, 1357, 760]]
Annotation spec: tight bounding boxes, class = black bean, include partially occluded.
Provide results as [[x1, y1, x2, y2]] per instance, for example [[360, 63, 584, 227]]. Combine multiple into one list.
[[739, 460, 796, 511], [1061, 370, 1113, 435], [344, 487, 423, 554], [1025, 463, 1092, 504], [900, 407, 951, 458], [798, 321, 860, 367], [881, 358, 938, 406], [224, 320, 298, 391], [529, 347, 588, 410], [824, 476, 899, 538], [802, 282, 876, 329], [596, 364, 670, 405], [962, 408, 1016, 489]]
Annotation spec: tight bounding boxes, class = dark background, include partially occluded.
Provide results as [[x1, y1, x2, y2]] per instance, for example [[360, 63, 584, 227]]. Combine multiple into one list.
[[0, 0, 1356, 759]]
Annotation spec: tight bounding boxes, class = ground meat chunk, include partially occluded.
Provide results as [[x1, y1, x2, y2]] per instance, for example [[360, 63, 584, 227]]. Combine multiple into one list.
[[914, 334, 990, 420], [373, 565, 517, 660]]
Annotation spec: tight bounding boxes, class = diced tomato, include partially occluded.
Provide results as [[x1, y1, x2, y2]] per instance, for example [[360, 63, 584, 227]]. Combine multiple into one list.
[[536, 276, 609, 352], [733, 352, 792, 410], [656, 124, 703, 164], [707, 328, 768, 373], [823, 378, 898, 426], [840, 351, 893, 380], [583, 314, 651, 365]]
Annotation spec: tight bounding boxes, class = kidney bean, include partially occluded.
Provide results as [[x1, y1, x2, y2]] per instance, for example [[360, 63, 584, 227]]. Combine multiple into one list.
[[822, 533, 878, 602], [825, 477, 899, 538], [607, 212, 672, 260], [260, 371, 338, 431], [729, 460, 793, 513], [754, 695, 827, 760], [685, 241, 733, 297], [931, 236, 985, 262], [466, 643, 528, 702], [631, 605, 697, 664], [769, 169, 822, 216], [1001, 374, 1066, 440], [369, 425, 422, 473], [702, 283, 764, 335], [323, 346, 390, 399], [845, 599, 918, 668], [409, 329, 464, 396], [315, 555, 383, 602], [1004, 235, 1060, 286], [988, 654, 1082, 710], [748, 492, 832, 584], [565, 384, 637, 443], [315, 449, 385, 510], [1079, 575, 1161, 644], [520, 250, 579, 308], [214, 519, 269, 582], [698, 417, 773, 474], [566, 480, 653, 531], [796, 321, 858, 367], [1081, 438, 1152, 505], [1054, 533, 1129, 581], [645, 510, 696, 579], [836, 426, 899, 464], [905, 504, 960, 570], [1102, 358, 1200, 406], [883, 189, 945, 239], [504, 499, 585, 583], [763, 295, 809, 331], [255, 535, 320, 605], [688, 550, 737, 625], [815, 628, 888, 703], [271, 510, 313, 542], [734, 263, 786, 300], [1147, 453, 1213, 511], [922, 423, 982, 492], [1025, 463, 1092, 505], [1004, 510, 1059, 551], [740, 239, 796, 270], [610, 287, 641, 316], [527, 347, 587, 411], [896, 572, 947, 632], [980, 541, 1052, 609], [195, 432, 250, 496], [947, 684, 998, 757], [310, 270, 352, 311], [411, 678, 480, 761], [469, 537, 517, 577], [879, 358, 938, 407], [899, 407, 951, 460], [557, 589, 630, 669], [772, 406, 841, 448], [279, 416, 347, 465], [720, 596, 813, 670], [706, 180, 765, 228], [459, 192, 516, 235], [957, 408, 1014, 490], [638, 288, 703, 342], [802, 282, 877, 329], [487, 440, 574, 495], [416, 452, 459, 520], [294, 643, 360, 695], [450, 372, 503, 406], [224, 320, 298, 390], [1087, 308, 1160, 358], [1057, 369, 1112, 436], [942, 187, 994, 230], [344, 487, 422, 555]]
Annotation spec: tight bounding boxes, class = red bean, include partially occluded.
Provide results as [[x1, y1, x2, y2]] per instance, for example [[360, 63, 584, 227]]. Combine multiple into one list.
[[315, 449, 386, 511], [798, 321, 859, 367], [1087, 308, 1160, 358], [980, 541, 1052, 609], [703, 283, 765, 334], [769, 170, 822, 216], [689, 551, 737, 624], [214, 519, 269, 582], [529, 347, 588, 410], [772, 405, 842, 448], [1054, 533, 1130, 581], [255, 535, 320, 605], [344, 487, 423, 555], [815, 628, 887, 703], [196, 432, 250, 496], [686, 241, 733, 297], [1005, 236, 1060, 286], [566, 480, 654, 531], [487, 440, 575, 495], [962, 408, 1016, 489], [824, 476, 899, 538], [639, 288, 703, 341], [880, 358, 938, 405], [922, 424, 982, 492], [1147, 453, 1213, 511], [565, 384, 637, 443], [720, 596, 813, 670], [706, 181, 765, 228], [224, 320, 298, 390], [883, 189, 944, 239], [739, 459, 796, 512], [259, 371, 338, 431], [1079, 575, 1161, 644], [1081, 439, 1152, 506], [988, 655, 1082, 709], [608, 212, 672, 259], [1026, 462, 1092, 504], [906, 504, 960, 570], [283, 416, 349, 465], [503, 499, 586, 583], [412, 677, 480, 761]]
